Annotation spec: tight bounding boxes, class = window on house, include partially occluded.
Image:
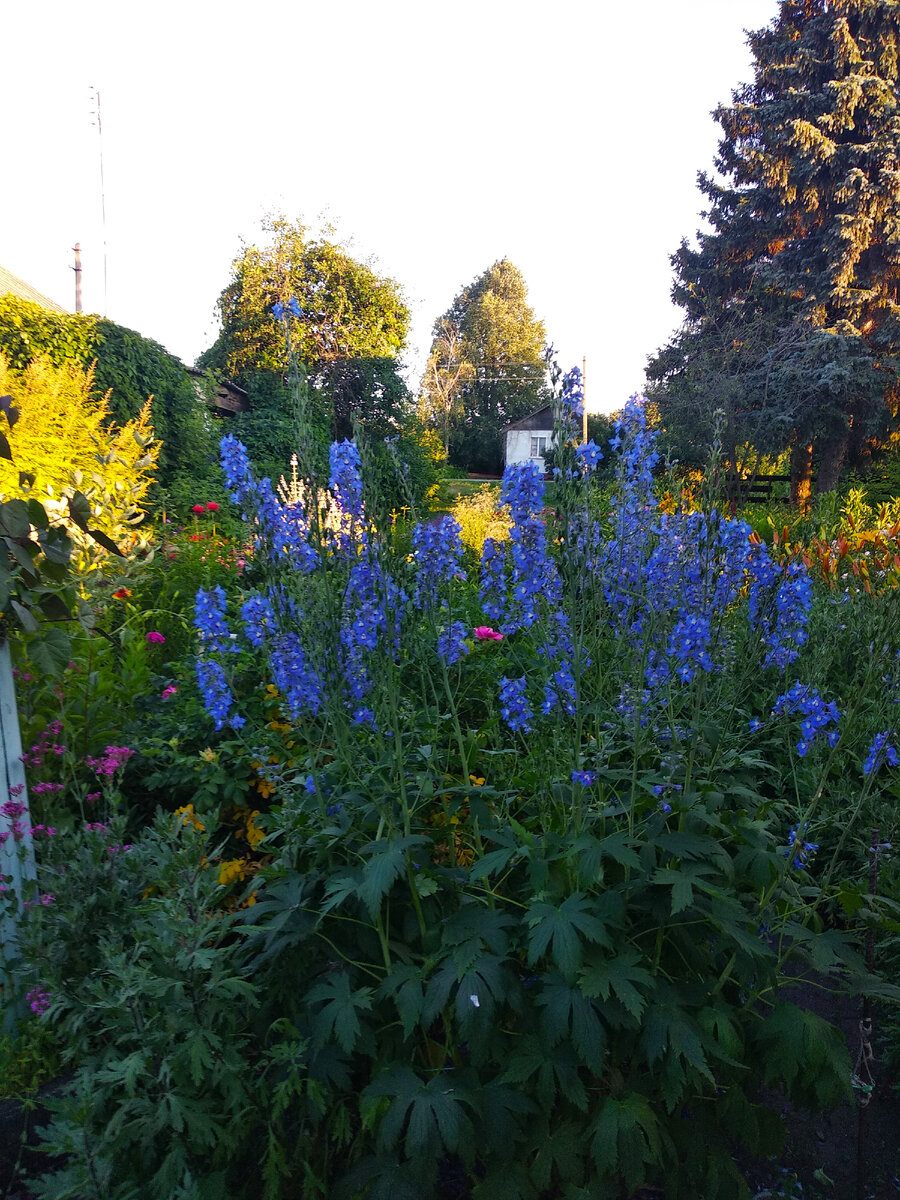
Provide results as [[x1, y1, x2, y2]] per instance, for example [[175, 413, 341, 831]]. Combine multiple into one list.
[[530, 436, 548, 458]]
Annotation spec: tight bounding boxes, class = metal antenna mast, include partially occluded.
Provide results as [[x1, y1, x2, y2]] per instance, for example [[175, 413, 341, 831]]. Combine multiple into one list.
[[90, 87, 108, 315]]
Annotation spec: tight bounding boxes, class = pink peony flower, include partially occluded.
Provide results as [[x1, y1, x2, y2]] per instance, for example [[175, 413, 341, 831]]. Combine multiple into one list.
[[473, 626, 504, 642], [146, 631, 166, 644]]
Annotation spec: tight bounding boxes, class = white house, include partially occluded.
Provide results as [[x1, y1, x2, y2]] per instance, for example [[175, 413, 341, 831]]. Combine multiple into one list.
[[503, 405, 554, 473]]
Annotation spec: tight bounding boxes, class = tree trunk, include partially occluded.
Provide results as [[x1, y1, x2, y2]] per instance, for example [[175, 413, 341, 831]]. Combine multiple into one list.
[[790, 439, 814, 511], [815, 424, 849, 495]]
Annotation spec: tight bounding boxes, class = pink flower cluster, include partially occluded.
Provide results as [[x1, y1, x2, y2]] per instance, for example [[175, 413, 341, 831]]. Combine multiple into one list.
[[25, 988, 50, 1015], [192, 502, 219, 514], [145, 631, 166, 645], [23, 893, 55, 909], [31, 781, 63, 796], [85, 746, 135, 777], [20, 721, 66, 769], [0, 801, 56, 846], [84, 821, 110, 834], [161, 686, 178, 699]]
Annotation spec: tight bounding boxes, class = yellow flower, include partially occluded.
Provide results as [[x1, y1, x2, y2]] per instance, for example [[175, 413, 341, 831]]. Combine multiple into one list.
[[174, 804, 205, 832], [217, 859, 246, 886], [199, 747, 217, 763], [468, 774, 485, 787], [245, 811, 266, 848]]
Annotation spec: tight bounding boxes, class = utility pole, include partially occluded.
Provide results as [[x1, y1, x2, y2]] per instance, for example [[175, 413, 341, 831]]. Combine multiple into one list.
[[72, 243, 82, 313]]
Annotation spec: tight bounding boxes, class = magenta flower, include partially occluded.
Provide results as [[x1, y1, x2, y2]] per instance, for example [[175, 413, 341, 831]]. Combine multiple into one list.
[[191, 504, 205, 515], [474, 626, 504, 642], [86, 746, 135, 777], [26, 988, 51, 1015], [161, 685, 178, 699], [146, 631, 166, 644], [206, 501, 219, 512]]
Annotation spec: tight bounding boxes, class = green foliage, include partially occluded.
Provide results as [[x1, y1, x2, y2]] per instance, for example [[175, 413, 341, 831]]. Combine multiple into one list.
[[91, 320, 218, 501], [0, 1019, 61, 1100], [0, 296, 96, 371], [18, 814, 260, 1200], [231, 370, 330, 484]]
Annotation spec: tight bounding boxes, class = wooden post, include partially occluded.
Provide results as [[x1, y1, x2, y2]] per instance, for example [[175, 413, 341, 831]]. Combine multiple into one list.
[[0, 638, 35, 965]]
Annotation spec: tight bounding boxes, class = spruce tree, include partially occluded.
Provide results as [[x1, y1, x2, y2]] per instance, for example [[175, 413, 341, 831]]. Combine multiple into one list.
[[649, 0, 900, 504]]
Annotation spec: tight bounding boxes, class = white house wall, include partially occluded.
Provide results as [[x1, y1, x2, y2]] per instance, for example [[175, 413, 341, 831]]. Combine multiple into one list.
[[505, 428, 555, 473]]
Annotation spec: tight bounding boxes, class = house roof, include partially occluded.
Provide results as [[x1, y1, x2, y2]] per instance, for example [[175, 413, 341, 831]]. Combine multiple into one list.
[[503, 404, 553, 434], [0, 265, 67, 313]]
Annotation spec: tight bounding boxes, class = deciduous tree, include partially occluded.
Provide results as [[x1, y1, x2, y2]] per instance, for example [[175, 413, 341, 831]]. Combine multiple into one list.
[[422, 260, 549, 474]]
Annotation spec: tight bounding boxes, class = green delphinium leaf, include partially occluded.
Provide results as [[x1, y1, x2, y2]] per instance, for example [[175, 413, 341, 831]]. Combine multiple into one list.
[[579, 947, 652, 1021]]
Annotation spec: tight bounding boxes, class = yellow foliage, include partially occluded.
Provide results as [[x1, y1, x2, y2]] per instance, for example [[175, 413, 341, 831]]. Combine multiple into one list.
[[0, 354, 159, 570], [450, 485, 511, 556]]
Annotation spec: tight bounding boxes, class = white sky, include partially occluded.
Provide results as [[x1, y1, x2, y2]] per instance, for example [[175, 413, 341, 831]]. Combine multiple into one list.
[[2, 0, 776, 415]]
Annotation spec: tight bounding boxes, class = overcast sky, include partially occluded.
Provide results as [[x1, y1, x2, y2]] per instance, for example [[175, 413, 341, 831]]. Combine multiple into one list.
[[2, 0, 777, 414]]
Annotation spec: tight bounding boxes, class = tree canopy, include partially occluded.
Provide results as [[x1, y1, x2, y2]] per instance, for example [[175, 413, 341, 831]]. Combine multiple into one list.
[[420, 260, 549, 474], [199, 218, 442, 511], [198, 216, 410, 430], [647, 0, 900, 504]]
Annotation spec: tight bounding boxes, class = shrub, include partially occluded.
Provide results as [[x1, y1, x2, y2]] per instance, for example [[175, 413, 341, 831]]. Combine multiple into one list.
[[450, 483, 511, 556], [0, 353, 157, 574]]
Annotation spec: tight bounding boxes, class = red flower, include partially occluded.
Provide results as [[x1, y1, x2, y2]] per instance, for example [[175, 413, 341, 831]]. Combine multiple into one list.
[[112, 588, 132, 600], [206, 501, 219, 512], [191, 504, 205, 515]]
